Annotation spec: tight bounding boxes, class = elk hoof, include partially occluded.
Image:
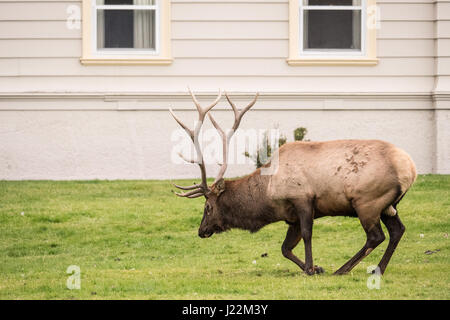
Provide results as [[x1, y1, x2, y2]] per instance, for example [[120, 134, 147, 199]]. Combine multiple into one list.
[[305, 268, 315, 276], [314, 266, 325, 274], [305, 265, 325, 275]]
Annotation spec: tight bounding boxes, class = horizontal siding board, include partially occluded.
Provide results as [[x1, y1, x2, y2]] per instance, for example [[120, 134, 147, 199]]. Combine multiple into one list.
[[0, 39, 80, 57], [437, 21, 450, 38], [437, 39, 450, 57], [377, 39, 434, 57], [0, 59, 19, 76], [0, 57, 435, 77], [379, 3, 434, 21], [0, 21, 81, 39], [172, 39, 288, 58], [172, 21, 288, 39], [172, 3, 288, 21], [0, 2, 80, 21], [378, 21, 434, 39], [437, 2, 450, 20], [437, 57, 450, 74], [0, 76, 434, 93]]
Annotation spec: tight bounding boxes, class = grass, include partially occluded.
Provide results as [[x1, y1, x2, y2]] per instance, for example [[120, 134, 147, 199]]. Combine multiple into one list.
[[0, 175, 449, 300]]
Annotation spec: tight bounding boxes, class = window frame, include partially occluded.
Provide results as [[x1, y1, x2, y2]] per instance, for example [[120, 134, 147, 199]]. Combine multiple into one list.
[[288, 0, 378, 66], [81, 0, 172, 65]]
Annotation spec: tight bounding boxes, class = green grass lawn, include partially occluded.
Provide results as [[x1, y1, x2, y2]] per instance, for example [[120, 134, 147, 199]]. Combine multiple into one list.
[[0, 175, 449, 300]]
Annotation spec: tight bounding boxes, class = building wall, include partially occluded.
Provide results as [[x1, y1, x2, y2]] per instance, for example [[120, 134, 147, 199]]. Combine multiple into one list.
[[0, 0, 448, 179], [0, 0, 439, 92]]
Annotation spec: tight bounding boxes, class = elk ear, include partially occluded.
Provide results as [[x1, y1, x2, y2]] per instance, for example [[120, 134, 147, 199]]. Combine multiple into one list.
[[212, 178, 226, 196]]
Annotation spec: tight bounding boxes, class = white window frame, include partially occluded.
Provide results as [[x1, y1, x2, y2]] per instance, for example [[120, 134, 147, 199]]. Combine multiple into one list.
[[92, 2, 160, 56], [299, 1, 366, 57], [288, 0, 378, 66], [81, 0, 172, 65]]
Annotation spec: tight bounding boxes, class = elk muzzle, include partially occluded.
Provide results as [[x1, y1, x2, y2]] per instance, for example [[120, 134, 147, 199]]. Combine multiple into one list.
[[198, 211, 214, 238], [198, 227, 213, 238]]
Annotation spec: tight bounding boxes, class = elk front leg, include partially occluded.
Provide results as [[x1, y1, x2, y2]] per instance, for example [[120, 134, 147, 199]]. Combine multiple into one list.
[[291, 199, 324, 275], [299, 205, 315, 275], [281, 223, 324, 274], [281, 223, 306, 270]]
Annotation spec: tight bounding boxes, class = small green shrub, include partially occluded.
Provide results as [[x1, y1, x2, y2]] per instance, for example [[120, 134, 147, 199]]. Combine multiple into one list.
[[294, 127, 308, 142]]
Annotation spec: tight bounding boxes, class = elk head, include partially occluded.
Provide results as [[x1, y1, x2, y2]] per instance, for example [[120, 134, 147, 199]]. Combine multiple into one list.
[[169, 88, 258, 238]]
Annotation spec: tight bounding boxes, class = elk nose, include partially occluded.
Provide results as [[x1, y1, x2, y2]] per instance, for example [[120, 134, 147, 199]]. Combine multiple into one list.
[[198, 229, 212, 238]]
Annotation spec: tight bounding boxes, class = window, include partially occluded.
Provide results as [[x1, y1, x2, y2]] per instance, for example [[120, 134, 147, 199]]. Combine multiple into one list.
[[288, 0, 378, 65], [81, 0, 171, 65], [302, 0, 362, 52]]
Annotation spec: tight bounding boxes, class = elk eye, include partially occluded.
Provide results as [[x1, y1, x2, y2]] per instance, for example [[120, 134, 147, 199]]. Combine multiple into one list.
[[206, 203, 211, 215]]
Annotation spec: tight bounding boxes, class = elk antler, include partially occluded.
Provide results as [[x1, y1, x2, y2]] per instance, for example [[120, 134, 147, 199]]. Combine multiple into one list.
[[169, 88, 222, 198], [208, 92, 259, 184]]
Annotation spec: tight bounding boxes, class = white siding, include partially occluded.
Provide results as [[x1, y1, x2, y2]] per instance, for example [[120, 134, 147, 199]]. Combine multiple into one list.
[[0, 0, 439, 93]]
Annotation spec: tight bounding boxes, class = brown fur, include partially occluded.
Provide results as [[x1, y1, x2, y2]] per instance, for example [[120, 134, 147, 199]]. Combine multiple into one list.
[[197, 139, 417, 275]]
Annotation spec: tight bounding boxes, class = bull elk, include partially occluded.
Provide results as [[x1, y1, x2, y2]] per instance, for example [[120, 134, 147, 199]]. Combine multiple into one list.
[[170, 89, 417, 275]]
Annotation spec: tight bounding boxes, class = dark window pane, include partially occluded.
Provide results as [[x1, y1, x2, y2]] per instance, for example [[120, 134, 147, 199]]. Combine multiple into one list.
[[97, 8, 156, 50], [96, 0, 156, 50], [103, 0, 133, 48], [304, 10, 361, 50], [104, 9, 134, 48], [305, 0, 359, 5]]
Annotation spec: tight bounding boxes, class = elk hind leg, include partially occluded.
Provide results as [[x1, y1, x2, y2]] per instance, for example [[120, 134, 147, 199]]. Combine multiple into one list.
[[377, 213, 405, 274], [334, 203, 386, 275]]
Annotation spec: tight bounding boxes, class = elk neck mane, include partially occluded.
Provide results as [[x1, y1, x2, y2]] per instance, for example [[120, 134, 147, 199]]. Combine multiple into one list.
[[216, 169, 278, 233]]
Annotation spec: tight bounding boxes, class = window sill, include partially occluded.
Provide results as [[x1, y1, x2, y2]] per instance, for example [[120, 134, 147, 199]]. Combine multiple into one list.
[[80, 57, 173, 66], [287, 58, 379, 66]]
